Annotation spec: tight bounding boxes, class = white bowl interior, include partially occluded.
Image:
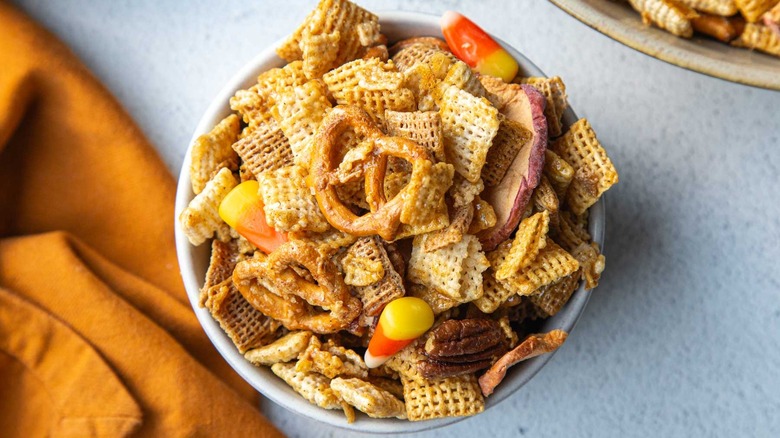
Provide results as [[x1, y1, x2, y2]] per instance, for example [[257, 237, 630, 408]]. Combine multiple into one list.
[[174, 11, 605, 434]]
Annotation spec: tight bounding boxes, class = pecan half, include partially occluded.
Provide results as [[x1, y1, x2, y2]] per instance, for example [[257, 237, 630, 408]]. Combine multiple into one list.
[[424, 319, 503, 358], [418, 319, 509, 379], [418, 357, 494, 379]]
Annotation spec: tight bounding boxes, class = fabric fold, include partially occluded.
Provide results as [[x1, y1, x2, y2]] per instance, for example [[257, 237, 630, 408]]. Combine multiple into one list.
[[0, 2, 283, 436], [0, 287, 143, 437]]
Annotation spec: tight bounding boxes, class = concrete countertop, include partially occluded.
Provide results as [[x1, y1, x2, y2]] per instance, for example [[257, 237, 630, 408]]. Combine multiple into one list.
[[11, 0, 779, 436]]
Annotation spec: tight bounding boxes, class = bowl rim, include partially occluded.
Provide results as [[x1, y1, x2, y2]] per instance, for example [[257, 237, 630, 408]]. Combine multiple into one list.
[[548, 0, 780, 91], [174, 10, 605, 433]]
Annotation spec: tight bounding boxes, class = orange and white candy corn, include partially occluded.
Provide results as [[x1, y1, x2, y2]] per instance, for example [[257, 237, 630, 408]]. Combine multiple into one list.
[[364, 297, 434, 368], [440, 11, 519, 82]]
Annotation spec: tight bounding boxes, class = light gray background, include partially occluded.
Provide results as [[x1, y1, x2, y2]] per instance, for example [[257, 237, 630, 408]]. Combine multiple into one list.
[[11, 0, 779, 437]]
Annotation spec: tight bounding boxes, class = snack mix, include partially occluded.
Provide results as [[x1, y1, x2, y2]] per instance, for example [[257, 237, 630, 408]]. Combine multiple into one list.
[[179, 0, 618, 422], [624, 0, 780, 57]]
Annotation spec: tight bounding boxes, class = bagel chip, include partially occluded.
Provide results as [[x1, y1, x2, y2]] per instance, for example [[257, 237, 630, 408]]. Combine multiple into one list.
[[244, 331, 313, 366], [479, 330, 568, 396], [331, 378, 407, 419]]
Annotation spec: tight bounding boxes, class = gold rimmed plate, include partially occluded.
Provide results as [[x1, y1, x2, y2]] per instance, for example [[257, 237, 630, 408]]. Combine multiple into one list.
[[550, 0, 780, 90]]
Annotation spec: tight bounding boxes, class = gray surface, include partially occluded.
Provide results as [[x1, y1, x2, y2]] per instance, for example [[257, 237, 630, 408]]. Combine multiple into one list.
[[11, 0, 779, 437]]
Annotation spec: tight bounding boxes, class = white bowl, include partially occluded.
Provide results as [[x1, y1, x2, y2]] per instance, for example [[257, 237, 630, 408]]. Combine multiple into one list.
[[174, 11, 605, 434], [549, 0, 780, 90]]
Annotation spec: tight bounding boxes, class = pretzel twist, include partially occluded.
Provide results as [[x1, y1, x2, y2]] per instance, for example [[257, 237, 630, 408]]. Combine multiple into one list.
[[233, 240, 361, 334], [310, 105, 434, 240]]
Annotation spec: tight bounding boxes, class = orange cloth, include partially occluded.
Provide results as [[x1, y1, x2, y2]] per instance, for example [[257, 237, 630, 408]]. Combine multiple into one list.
[[0, 3, 283, 437]]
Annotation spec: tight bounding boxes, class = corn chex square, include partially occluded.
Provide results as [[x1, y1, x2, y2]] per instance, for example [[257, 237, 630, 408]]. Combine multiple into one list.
[[439, 85, 500, 183], [402, 373, 484, 421], [392, 203, 449, 240], [520, 76, 568, 137], [498, 241, 580, 296], [551, 118, 618, 215], [400, 161, 454, 227], [258, 165, 330, 232], [190, 114, 240, 194], [496, 211, 550, 280], [230, 86, 274, 133], [301, 31, 341, 79], [473, 241, 516, 313], [408, 234, 488, 302], [231, 118, 294, 179], [331, 378, 406, 419], [272, 79, 332, 169], [423, 203, 474, 252], [383, 340, 426, 384], [299, 0, 380, 78], [364, 376, 404, 401], [381, 170, 409, 200], [399, 51, 455, 111], [323, 58, 415, 122], [180, 167, 237, 246], [257, 60, 308, 103], [230, 61, 307, 132], [276, 8, 313, 61], [438, 61, 491, 103]]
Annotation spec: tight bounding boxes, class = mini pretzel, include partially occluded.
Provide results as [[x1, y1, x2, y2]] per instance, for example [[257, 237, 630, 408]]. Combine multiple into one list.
[[233, 241, 362, 334], [310, 105, 435, 240]]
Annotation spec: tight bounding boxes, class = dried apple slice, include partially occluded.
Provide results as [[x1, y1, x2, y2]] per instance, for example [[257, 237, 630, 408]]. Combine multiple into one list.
[[478, 78, 548, 251]]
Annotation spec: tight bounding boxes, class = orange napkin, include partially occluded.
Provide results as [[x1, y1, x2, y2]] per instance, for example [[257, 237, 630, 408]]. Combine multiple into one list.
[[0, 3, 283, 437]]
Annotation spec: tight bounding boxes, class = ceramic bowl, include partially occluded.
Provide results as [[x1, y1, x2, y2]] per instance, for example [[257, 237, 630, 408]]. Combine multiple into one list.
[[549, 0, 780, 90], [174, 10, 605, 433]]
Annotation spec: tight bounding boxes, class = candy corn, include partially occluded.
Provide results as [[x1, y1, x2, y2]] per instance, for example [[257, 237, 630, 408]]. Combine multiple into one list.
[[440, 11, 519, 82], [364, 297, 435, 368], [219, 180, 287, 253]]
